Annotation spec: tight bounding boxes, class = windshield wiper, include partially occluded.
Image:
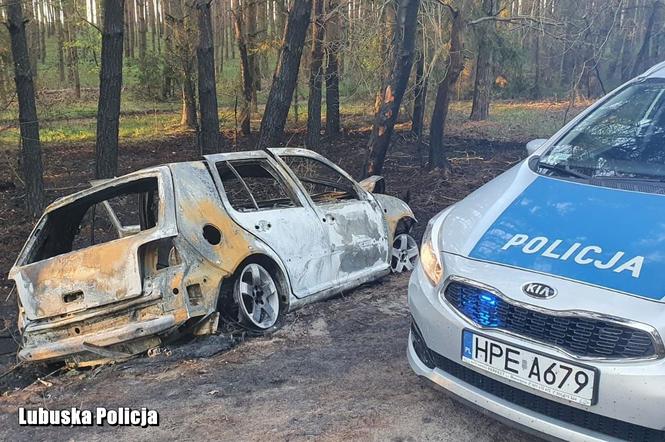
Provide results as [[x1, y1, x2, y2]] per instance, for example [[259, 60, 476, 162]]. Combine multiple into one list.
[[597, 175, 665, 183], [537, 161, 591, 179]]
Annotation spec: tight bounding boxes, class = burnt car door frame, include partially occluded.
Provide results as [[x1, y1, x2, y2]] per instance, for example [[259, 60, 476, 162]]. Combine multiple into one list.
[[268, 149, 391, 286], [204, 151, 337, 298]]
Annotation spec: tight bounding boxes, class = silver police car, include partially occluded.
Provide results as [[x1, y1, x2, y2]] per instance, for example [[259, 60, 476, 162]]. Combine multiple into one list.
[[408, 62, 665, 441]]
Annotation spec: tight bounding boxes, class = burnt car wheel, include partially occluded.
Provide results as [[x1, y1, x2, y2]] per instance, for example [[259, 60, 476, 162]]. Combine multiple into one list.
[[391, 233, 419, 273], [234, 263, 281, 330]]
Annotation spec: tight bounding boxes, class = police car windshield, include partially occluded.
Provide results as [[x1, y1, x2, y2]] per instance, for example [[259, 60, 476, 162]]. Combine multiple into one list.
[[539, 79, 665, 181]]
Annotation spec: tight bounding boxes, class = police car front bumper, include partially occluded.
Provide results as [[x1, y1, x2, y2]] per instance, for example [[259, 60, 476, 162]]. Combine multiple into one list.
[[408, 337, 614, 442], [407, 253, 665, 441]]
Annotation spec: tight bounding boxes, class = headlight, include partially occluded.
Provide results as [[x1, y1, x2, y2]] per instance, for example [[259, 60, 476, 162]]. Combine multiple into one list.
[[420, 220, 443, 286]]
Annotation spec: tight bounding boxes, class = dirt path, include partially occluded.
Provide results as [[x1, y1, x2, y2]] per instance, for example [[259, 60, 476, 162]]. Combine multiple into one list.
[[0, 273, 531, 441]]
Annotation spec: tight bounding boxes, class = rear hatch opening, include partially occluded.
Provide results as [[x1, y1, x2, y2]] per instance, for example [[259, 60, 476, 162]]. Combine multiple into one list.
[[10, 171, 177, 324]]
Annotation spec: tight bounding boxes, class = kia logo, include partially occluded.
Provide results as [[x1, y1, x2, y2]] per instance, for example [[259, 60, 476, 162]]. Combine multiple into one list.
[[522, 283, 557, 299]]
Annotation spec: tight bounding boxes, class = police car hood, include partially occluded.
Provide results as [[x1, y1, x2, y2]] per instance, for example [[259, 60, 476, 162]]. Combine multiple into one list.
[[440, 160, 665, 302]]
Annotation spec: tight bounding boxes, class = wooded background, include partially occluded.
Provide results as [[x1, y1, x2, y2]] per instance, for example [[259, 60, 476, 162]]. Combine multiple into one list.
[[1, 0, 663, 215]]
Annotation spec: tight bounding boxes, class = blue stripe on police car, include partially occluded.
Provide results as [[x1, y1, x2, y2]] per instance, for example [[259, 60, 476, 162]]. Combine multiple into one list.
[[469, 177, 665, 301]]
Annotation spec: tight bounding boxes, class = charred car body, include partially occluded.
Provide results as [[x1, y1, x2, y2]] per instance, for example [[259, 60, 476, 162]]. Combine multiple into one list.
[[10, 148, 417, 366]]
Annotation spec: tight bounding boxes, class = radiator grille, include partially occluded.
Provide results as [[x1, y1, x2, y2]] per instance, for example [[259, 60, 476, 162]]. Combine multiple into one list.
[[444, 281, 657, 359]]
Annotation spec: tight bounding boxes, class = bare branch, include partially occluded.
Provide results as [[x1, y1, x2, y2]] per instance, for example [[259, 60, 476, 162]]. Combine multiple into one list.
[[469, 15, 562, 27]]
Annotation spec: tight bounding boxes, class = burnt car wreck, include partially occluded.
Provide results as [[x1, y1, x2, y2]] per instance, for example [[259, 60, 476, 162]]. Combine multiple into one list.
[[9, 149, 417, 366]]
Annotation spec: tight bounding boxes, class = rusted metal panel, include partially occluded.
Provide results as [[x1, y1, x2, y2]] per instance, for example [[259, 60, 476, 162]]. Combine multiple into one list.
[[373, 194, 416, 243], [10, 169, 177, 322], [19, 316, 176, 362], [16, 236, 154, 320]]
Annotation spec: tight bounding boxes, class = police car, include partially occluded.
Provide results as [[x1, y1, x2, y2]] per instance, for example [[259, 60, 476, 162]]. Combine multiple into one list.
[[408, 62, 665, 441]]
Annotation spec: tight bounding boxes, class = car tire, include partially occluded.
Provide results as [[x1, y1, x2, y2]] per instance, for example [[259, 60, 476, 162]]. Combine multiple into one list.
[[391, 223, 419, 273], [219, 261, 286, 334]]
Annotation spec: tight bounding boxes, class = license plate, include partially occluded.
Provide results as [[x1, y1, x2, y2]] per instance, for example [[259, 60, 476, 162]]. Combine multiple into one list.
[[461, 330, 598, 406]]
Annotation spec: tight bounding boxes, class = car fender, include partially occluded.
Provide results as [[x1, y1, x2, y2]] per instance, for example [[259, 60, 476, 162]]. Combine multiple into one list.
[[372, 194, 417, 243]]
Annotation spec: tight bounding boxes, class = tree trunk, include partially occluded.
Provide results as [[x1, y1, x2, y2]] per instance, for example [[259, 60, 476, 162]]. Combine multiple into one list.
[[258, 0, 268, 74], [275, 0, 286, 38], [428, 6, 464, 173], [180, 70, 199, 128], [531, 0, 541, 99], [225, 2, 232, 60], [293, 79, 300, 123], [137, 0, 148, 63], [38, 3, 47, 63], [246, 0, 260, 110], [124, 3, 131, 57], [363, 0, 421, 177], [620, 0, 638, 82], [559, 0, 576, 87], [7, 0, 45, 216], [195, 0, 221, 154], [306, 0, 325, 149], [127, 0, 136, 58], [229, 6, 236, 59], [631, 0, 664, 78], [257, 0, 312, 148], [232, 0, 254, 135], [161, 0, 175, 99], [96, 0, 103, 26], [56, 1, 66, 83], [66, 14, 81, 99], [25, 0, 39, 78], [46, 1, 54, 37], [95, 0, 125, 179], [215, 0, 225, 74], [0, 57, 8, 98], [148, 0, 157, 52], [469, 45, 491, 120], [411, 47, 427, 138], [325, 0, 341, 136], [469, 0, 494, 121], [374, 3, 396, 114], [268, 0, 276, 38], [169, 0, 198, 129]]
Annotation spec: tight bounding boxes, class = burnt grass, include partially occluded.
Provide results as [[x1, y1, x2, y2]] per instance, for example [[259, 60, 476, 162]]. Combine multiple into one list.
[[0, 129, 526, 440]]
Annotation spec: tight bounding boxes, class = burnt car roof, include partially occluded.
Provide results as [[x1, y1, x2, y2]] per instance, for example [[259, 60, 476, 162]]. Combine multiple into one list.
[[44, 149, 336, 214], [45, 166, 172, 213]]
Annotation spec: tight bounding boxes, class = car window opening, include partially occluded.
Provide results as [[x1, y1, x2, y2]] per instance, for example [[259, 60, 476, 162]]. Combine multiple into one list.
[[279, 155, 360, 204], [216, 160, 298, 212], [25, 177, 160, 265]]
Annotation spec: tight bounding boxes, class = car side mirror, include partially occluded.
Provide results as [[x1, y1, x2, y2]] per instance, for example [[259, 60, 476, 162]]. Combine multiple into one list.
[[526, 139, 548, 156], [359, 176, 385, 194]]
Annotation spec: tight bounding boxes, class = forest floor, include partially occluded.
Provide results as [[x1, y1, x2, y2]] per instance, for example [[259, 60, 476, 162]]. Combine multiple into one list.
[[0, 102, 585, 440]]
